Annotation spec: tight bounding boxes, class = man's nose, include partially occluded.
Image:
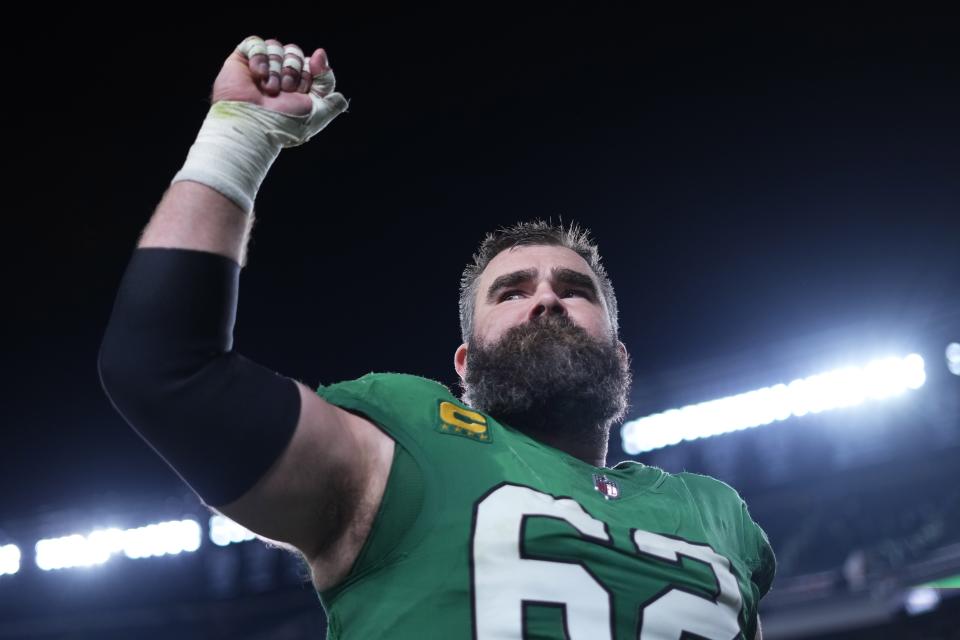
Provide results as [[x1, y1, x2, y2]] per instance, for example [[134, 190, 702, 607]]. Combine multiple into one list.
[[528, 287, 565, 321]]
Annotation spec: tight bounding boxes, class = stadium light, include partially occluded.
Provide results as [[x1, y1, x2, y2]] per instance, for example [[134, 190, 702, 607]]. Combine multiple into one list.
[[622, 353, 926, 455], [947, 342, 960, 376], [0, 544, 20, 577], [905, 587, 941, 616], [209, 514, 256, 547], [35, 519, 201, 571]]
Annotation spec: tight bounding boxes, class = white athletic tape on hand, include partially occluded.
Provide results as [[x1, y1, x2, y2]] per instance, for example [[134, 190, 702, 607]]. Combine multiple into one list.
[[311, 67, 336, 98], [172, 38, 349, 212], [283, 44, 303, 73], [266, 41, 284, 75], [237, 36, 267, 58]]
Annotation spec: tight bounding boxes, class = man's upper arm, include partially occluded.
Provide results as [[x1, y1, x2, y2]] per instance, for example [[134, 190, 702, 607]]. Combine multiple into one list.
[[215, 381, 395, 560]]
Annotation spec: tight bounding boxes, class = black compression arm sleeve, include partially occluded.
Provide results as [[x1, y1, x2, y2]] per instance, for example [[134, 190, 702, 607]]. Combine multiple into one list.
[[98, 248, 302, 507]]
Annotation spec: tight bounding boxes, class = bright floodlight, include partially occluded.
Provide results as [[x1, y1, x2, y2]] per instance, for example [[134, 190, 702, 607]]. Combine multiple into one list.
[[622, 353, 926, 455], [947, 342, 960, 376], [209, 514, 256, 547], [905, 587, 941, 616], [0, 544, 20, 576], [35, 519, 201, 571]]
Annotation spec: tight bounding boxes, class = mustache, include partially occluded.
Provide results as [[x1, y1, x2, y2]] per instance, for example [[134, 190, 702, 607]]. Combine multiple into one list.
[[479, 314, 602, 351]]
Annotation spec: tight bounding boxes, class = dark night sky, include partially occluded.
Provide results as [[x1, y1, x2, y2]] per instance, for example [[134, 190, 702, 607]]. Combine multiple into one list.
[[4, 8, 958, 523]]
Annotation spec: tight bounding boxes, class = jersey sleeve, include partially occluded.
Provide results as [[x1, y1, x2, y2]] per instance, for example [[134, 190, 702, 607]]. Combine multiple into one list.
[[315, 372, 457, 450], [676, 471, 776, 640], [676, 472, 777, 598], [741, 499, 777, 598]]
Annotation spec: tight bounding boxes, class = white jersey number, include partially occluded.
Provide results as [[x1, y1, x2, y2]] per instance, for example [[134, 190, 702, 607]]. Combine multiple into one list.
[[471, 484, 743, 640]]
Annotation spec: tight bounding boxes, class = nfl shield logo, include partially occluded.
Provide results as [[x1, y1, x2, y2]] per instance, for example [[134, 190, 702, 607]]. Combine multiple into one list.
[[593, 474, 620, 499]]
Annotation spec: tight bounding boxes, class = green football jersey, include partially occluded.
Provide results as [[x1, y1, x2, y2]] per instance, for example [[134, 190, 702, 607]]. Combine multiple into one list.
[[315, 373, 775, 640]]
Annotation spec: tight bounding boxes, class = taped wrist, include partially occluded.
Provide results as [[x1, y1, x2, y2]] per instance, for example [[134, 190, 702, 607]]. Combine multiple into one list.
[[171, 101, 285, 213], [98, 248, 301, 507], [170, 93, 348, 213]]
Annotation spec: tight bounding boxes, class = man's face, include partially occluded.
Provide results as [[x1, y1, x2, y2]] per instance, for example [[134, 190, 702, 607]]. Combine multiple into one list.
[[468, 244, 614, 348], [454, 245, 631, 447]]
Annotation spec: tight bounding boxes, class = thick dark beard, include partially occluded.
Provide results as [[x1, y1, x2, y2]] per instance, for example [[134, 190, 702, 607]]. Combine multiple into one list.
[[461, 314, 632, 451]]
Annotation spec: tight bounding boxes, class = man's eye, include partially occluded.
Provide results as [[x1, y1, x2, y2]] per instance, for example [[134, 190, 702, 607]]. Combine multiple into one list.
[[500, 290, 524, 301], [562, 289, 587, 298]]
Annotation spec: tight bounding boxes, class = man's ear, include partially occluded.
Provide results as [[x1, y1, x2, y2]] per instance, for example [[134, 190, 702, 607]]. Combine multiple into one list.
[[617, 340, 629, 364], [454, 343, 469, 381]]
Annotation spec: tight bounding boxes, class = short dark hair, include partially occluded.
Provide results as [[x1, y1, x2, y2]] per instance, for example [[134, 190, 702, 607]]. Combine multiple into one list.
[[459, 220, 619, 343]]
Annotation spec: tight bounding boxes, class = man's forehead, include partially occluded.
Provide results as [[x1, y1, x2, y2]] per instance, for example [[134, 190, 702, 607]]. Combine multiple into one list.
[[480, 245, 596, 288]]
